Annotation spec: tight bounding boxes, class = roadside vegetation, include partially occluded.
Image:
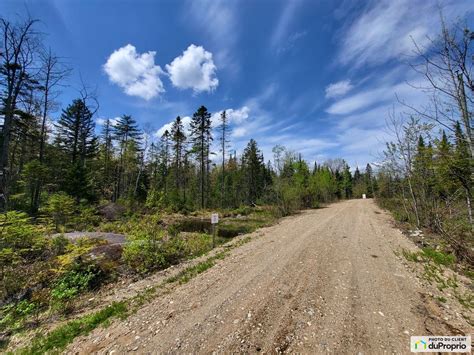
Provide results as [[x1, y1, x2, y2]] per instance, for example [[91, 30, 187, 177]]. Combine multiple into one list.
[[0, 16, 376, 351], [1, 11, 472, 353], [375, 19, 473, 279]]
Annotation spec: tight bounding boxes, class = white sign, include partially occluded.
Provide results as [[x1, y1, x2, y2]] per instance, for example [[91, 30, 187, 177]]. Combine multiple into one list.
[[211, 213, 219, 224], [362, 194, 366, 199]]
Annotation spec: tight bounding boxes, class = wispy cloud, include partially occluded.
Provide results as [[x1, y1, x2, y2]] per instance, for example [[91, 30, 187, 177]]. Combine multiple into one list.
[[270, 0, 305, 50], [185, 0, 239, 72], [276, 30, 308, 54], [325, 80, 354, 99], [337, 0, 474, 68]]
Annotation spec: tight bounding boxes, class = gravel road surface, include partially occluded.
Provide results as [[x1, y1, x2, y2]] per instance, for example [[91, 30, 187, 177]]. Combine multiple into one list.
[[68, 199, 472, 354]]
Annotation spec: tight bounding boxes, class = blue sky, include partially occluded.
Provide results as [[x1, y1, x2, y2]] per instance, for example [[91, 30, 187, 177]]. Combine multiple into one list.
[[2, 0, 474, 168]]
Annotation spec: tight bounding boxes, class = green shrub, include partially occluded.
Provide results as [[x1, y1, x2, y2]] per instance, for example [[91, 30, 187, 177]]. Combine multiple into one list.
[[73, 206, 101, 231], [51, 267, 96, 301], [0, 300, 40, 333], [43, 192, 75, 231], [123, 230, 167, 273]]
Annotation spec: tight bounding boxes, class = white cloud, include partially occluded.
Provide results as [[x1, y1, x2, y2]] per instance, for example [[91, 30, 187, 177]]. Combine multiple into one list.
[[103, 44, 165, 100], [166, 44, 219, 93], [325, 80, 354, 99], [211, 106, 250, 127], [337, 0, 474, 68], [156, 116, 192, 138]]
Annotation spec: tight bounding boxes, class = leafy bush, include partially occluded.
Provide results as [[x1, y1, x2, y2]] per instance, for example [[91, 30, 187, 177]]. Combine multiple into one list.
[[51, 267, 98, 301], [0, 211, 50, 303], [0, 300, 40, 333], [123, 229, 187, 274], [72, 205, 101, 231]]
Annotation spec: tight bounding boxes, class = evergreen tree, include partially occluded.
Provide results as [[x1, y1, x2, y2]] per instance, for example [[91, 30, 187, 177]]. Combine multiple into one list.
[[112, 115, 141, 201], [190, 106, 212, 209], [55, 99, 97, 200], [170, 116, 186, 201], [452, 122, 473, 224], [56, 99, 96, 165], [242, 139, 264, 205], [342, 163, 353, 199], [365, 163, 374, 197], [219, 110, 230, 207]]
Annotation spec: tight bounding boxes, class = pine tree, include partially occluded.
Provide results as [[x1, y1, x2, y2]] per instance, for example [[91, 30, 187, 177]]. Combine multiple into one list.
[[170, 116, 186, 201], [342, 163, 353, 199], [56, 99, 96, 165], [219, 110, 230, 207], [365, 163, 374, 197], [190, 106, 212, 209], [112, 115, 141, 201], [56, 99, 97, 201], [242, 139, 264, 205], [453, 122, 473, 224]]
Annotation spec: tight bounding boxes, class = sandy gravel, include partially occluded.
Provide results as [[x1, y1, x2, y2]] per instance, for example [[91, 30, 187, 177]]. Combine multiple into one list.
[[67, 199, 472, 354]]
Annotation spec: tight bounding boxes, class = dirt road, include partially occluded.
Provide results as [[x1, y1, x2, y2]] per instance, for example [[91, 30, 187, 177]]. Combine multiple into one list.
[[68, 199, 471, 354]]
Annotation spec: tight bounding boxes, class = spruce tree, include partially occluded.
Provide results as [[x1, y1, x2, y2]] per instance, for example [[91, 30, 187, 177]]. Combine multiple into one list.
[[190, 106, 212, 209], [112, 115, 141, 201], [242, 139, 264, 205], [219, 110, 230, 207], [56, 99, 96, 165], [170, 116, 186, 200]]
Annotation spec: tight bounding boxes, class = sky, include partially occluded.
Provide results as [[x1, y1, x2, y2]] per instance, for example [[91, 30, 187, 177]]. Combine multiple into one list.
[[2, 0, 474, 169]]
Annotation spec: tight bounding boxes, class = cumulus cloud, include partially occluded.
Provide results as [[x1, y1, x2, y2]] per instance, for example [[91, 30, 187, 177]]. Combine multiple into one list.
[[325, 80, 354, 99], [103, 44, 165, 100], [166, 44, 219, 93]]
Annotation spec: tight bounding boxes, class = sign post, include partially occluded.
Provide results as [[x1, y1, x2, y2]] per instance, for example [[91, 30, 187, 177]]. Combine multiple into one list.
[[211, 213, 219, 248]]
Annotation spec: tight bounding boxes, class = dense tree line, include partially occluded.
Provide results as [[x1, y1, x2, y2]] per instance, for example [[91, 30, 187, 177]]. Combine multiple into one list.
[[0, 17, 366, 219]]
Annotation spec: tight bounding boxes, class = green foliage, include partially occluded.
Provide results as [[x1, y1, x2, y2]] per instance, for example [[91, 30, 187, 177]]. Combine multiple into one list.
[[43, 192, 75, 231], [421, 248, 455, 266], [401, 248, 455, 266], [51, 265, 101, 301], [23, 301, 127, 355], [0, 300, 40, 334], [73, 205, 101, 231], [165, 252, 225, 285], [0, 211, 42, 252]]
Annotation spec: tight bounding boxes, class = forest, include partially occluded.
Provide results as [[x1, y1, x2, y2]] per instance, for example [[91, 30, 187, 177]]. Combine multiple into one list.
[[0, 16, 374, 348], [0, 13, 472, 352]]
